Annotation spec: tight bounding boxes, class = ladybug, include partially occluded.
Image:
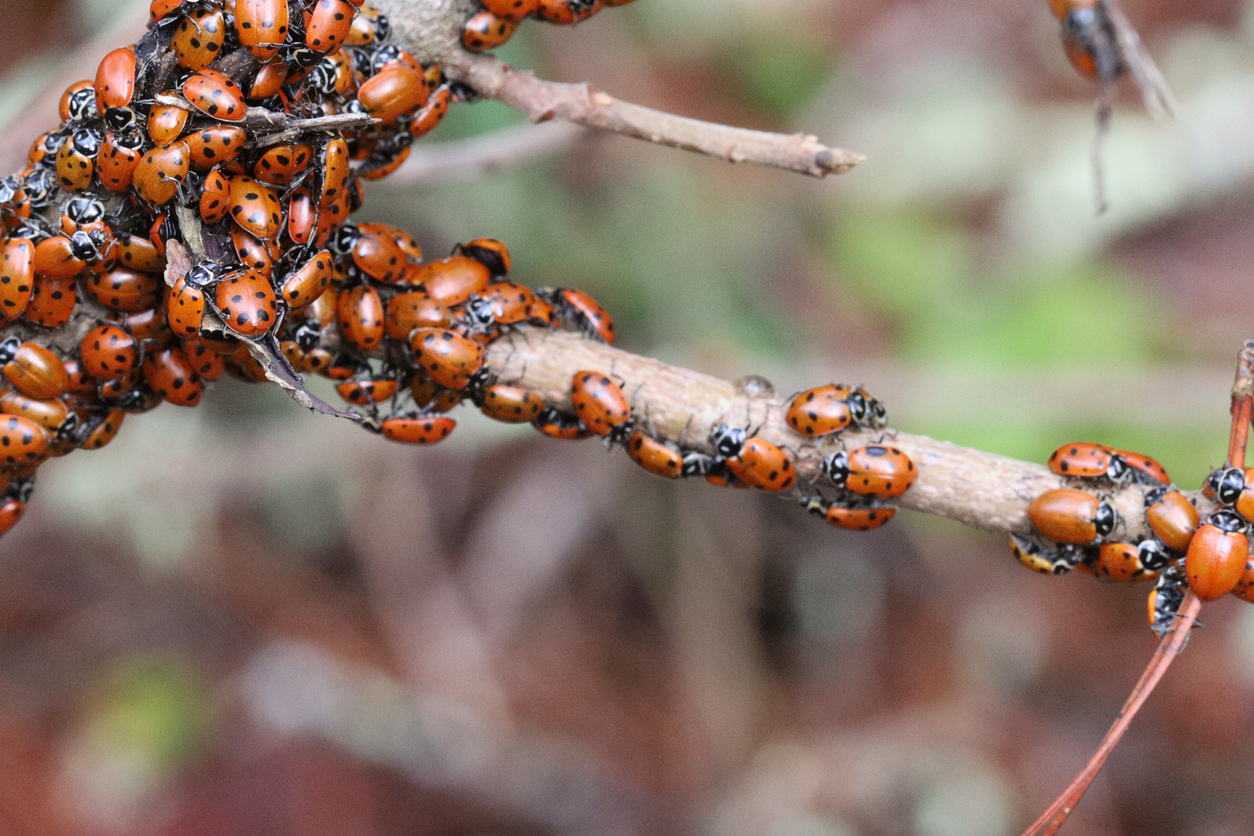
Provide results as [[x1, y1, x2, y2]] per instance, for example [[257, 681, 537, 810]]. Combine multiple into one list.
[[254, 143, 313, 187], [479, 282, 534, 327], [456, 238, 511, 277], [1205, 466, 1246, 505], [385, 290, 450, 340], [376, 413, 457, 445], [1185, 510, 1249, 601], [182, 339, 225, 381], [570, 371, 633, 443], [545, 287, 615, 343], [150, 0, 217, 22], [350, 223, 407, 282], [478, 383, 544, 424], [462, 11, 517, 51], [1092, 541, 1158, 582], [624, 430, 683, 478], [305, 0, 356, 53], [316, 136, 351, 206], [802, 495, 896, 532], [336, 284, 385, 351], [180, 68, 248, 121], [200, 167, 231, 223], [822, 445, 918, 499], [80, 408, 126, 451], [215, 269, 280, 337], [408, 83, 453, 138], [54, 128, 102, 193], [170, 7, 226, 70], [335, 377, 399, 405], [80, 324, 137, 381], [231, 227, 276, 277], [1009, 534, 1081, 575], [1144, 487, 1198, 552], [533, 407, 592, 441], [133, 141, 191, 205], [94, 46, 137, 112], [148, 101, 191, 147], [0, 496, 24, 537], [412, 328, 486, 390], [345, 4, 390, 46], [709, 422, 747, 458], [1146, 566, 1187, 638], [1027, 487, 1116, 544], [0, 339, 70, 400], [22, 274, 77, 327], [0, 414, 49, 469], [306, 51, 357, 98], [481, 0, 539, 22], [0, 237, 34, 322], [1116, 449, 1170, 485], [82, 268, 160, 313], [410, 374, 463, 413], [286, 186, 317, 245], [235, 0, 290, 61], [537, 0, 603, 24], [167, 268, 211, 337], [249, 59, 290, 100], [186, 126, 248, 170], [409, 255, 490, 305], [142, 346, 203, 407], [59, 80, 96, 124], [94, 132, 142, 193], [359, 141, 412, 181], [726, 437, 796, 491], [276, 248, 334, 309], [0, 391, 73, 436], [1047, 441, 1127, 481], [785, 384, 886, 436], [357, 65, 430, 124], [228, 175, 284, 239]]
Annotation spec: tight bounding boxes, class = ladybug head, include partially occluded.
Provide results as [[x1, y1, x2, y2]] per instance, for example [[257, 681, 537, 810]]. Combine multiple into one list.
[[185, 260, 224, 289], [68, 230, 103, 262], [0, 336, 21, 365], [709, 422, 747, 458], [1137, 538, 1172, 572], [6, 475, 35, 504], [1093, 500, 1117, 538], [1208, 467, 1246, 506], [64, 195, 105, 225], [293, 321, 323, 353], [821, 450, 850, 485], [330, 223, 360, 257]]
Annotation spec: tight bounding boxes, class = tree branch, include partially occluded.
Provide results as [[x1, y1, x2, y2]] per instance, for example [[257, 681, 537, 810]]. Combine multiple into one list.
[[442, 53, 864, 178], [379, 121, 586, 186], [485, 329, 1213, 539], [368, 0, 863, 178]]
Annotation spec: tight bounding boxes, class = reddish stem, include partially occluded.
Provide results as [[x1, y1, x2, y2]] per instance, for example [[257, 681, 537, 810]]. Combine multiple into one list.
[[1019, 591, 1202, 836]]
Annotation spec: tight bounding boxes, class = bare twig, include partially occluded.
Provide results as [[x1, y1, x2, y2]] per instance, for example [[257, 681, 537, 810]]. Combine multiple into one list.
[[1020, 590, 1202, 836], [380, 121, 586, 185], [484, 328, 1212, 537], [442, 53, 864, 178]]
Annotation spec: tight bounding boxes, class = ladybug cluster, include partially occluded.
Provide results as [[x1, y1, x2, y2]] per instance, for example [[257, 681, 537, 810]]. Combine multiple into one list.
[[1012, 441, 1254, 637], [461, 0, 639, 53], [0, 0, 531, 539], [0, 0, 929, 547], [532, 375, 920, 534]]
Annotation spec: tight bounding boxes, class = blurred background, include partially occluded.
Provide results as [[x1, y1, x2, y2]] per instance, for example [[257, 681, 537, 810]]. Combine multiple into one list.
[[2, 0, 1254, 833]]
